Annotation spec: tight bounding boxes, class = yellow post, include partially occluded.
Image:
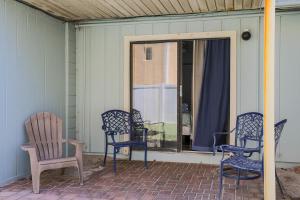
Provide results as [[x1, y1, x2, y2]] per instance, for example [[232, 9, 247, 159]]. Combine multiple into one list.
[[264, 0, 276, 199]]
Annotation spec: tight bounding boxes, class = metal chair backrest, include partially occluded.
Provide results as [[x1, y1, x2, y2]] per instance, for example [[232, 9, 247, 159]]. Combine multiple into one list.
[[274, 119, 287, 152], [101, 110, 131, 135], [131, 109, 144, 129], [235, 112, 264, 147], [25, 112, 63, 161]]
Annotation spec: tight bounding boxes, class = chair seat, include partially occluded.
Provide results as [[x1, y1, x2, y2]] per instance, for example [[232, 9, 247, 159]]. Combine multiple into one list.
[[109, 140, 145, 147], [223, 155, 263, 172], [39, 156, 77, 165]]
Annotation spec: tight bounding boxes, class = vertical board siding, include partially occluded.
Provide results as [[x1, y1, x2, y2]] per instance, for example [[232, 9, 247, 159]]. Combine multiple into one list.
[[83, 27, 92, 152], [76, 13, 300, 163], [68, 23, 77, 155], [153, 23, 169, 34], [0, 0, 5, 182], [0, 0, 66, 185], [204, 20, 222, 31], [187, 21, 204, 32], [135, 23, 153, 35], [90, 27, 105, 153], [221, 19, 242, 113], [169, 21, 187, 33], [240, 17, 260, 113], [3, 0, 18, 182], [278, 15, 300, 163], [274, 17, 281, 122]]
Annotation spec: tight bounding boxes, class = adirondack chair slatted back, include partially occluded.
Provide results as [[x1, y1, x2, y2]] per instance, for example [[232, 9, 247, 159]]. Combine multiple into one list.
[[25, 112, 63, 161]]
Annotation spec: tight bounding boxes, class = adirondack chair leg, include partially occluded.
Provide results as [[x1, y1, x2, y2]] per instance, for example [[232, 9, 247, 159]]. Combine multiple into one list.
[[144, 144, 148, 169], [77, 167, 83, 185], [77, 159, 84, 186], [113, 147, 117, 175], [218, 163, 224, 200], [31, 169, 41, 194], [129, 146, 132, 161]]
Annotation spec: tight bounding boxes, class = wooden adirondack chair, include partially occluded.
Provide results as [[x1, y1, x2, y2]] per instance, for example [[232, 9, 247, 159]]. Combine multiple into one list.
[[21, 112, 84, 194]]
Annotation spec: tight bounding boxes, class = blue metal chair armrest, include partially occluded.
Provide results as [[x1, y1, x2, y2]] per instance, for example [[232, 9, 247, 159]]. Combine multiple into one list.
[[239, 136, 263, 155], [144, 121, 165, 126], [141, 128, 148, 142], [132, 128, 148, 142], [213, 129, 235, 155], [218, 144, 248, 161], [143, 128, 148, 142]]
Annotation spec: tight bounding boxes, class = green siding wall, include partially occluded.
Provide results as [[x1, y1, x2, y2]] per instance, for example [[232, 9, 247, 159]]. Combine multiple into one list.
[[0, 0, 66, 185], [76, 12, 300, 164]]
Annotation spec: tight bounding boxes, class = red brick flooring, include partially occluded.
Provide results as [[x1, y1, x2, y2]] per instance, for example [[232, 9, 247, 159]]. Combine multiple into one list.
[[0, 159, 269, 200]]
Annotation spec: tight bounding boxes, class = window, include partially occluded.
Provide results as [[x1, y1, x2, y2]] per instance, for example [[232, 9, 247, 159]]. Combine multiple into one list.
[[145, 47, 152, 60]]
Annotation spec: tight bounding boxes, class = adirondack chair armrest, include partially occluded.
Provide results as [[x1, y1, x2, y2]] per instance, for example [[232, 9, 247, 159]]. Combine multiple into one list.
[[62, 139, 84, 146], [67, 139, 84, 157], [66, 139, 83, 176], [21, 144, 39, 164], [68, 139, 84, 147], [21, 144, 35, 151]]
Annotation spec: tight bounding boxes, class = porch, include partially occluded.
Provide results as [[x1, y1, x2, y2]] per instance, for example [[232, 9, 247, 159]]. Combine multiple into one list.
[[1, 0, 300, 199], [0, 155, 267, 200]]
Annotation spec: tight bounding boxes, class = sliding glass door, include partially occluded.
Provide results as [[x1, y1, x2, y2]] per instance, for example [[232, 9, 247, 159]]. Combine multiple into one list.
[[131, 42, 178, 151]]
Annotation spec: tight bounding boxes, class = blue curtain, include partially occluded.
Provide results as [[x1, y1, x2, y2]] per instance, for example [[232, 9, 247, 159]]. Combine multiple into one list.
[[192, 39, 230, 151]]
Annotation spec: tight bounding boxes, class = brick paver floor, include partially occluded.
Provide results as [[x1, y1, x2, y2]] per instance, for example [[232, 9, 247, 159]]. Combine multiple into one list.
[[0, 158, 273, 200]]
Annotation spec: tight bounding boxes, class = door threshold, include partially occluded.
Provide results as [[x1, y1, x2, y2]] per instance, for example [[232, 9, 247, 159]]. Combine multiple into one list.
[[181, 150, 214, 154]]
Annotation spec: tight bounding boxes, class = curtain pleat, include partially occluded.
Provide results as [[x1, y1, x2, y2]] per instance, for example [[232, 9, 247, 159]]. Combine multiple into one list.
[[192, 39, 230, 151], [192, 40, 206, 141]]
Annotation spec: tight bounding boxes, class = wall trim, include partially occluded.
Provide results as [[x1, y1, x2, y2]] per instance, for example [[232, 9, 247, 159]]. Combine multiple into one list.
[[65, 22, 69, 156]]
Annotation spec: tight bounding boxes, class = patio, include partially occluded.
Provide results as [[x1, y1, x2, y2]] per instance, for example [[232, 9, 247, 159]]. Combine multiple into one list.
[[1, 0, 300, 199], [0, 155, 272, 200]]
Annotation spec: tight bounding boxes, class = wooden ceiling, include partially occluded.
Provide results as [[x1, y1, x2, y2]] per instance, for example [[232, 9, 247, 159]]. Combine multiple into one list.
[[20, 0, 263, 21]]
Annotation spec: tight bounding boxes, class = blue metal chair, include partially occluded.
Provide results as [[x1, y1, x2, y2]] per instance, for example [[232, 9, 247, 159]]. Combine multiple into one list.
[[101, 109, 148, 174], [218, 119, 287, 199], [274, 119, 288, 197], [213, 112, 264, 157]]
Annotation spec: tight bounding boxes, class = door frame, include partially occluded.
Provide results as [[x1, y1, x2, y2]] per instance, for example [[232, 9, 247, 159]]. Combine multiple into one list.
[[124, 31, 237, 147]]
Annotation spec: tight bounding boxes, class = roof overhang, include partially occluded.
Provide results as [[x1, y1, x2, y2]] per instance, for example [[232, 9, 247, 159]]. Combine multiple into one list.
[[17, 0, 300, 22]]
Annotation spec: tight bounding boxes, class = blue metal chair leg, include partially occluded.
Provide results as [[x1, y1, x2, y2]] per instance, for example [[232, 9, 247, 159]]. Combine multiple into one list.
[[129, 146, 132, 161], [237, 168, 241, 188], [103, 143, 108, 166], [113, 147, 117, 175], [144, 144, 148, 169], [218, 162, 224, 200], [275, 169, 286, 198]]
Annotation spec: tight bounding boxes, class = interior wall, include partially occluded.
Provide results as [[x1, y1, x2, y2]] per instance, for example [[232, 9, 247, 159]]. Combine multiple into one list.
[[0, 0, 66, 185], [76, 12, 300, 164]]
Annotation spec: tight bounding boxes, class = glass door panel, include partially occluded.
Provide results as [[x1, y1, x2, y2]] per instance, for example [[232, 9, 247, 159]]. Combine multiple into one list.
[[131, 42, 178, 151]]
